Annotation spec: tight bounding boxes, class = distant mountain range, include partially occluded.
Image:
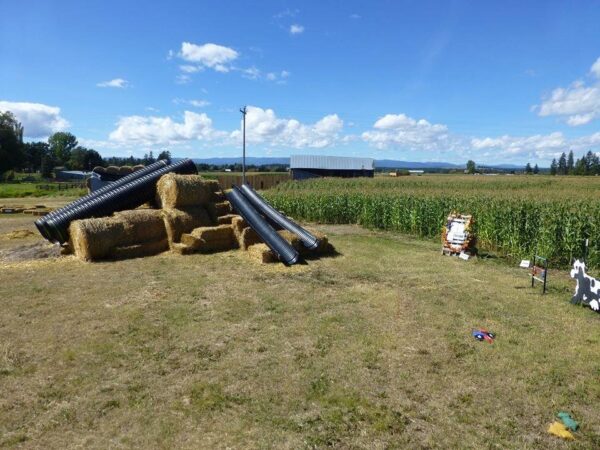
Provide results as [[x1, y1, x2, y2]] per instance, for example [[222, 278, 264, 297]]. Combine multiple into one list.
[[183, 157, 526, 170]]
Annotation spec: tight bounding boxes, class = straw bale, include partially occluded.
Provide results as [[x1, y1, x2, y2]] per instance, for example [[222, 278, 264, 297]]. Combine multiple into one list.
[[92, 166, 105, 174], [105, 166, 119, 175], [170, 242, 196, 255], [247, 243, 277, 263], [306, 229, 331, 254], [206, 201, 232, 222], [217, 214, 238, 225], [161, 206, 213, 245], [114, 209, 166, 243], [189, 224, 234, 242], [156, 173, 219, 208], [236, 227, 262, 250], [277, 230, 302, 250], [132, 164, 145, 172], [69, 217, 127, 261], [118, 166, 133, 175], [110, 239, 168, 260], [231, 216, 248, 234]]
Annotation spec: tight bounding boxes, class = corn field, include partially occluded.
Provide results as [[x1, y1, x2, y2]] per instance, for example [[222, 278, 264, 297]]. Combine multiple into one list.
[[264, 175, 600, 268]]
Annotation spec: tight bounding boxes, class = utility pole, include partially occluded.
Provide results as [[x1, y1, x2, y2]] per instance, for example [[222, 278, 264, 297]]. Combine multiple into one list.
[[240, 106, 247, 185]]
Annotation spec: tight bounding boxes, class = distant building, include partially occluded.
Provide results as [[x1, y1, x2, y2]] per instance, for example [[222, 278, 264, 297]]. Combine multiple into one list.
[[408, 170, 424, 175], [290, 155, 375, 180], [55, 170, 92, 181]]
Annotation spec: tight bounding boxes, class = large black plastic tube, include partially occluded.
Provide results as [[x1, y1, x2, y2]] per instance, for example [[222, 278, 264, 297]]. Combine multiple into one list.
[[43, 159, 197, 243], [35, 159, 168, 240], [239, 183, 319, 250], [226, 187, 299, 266]]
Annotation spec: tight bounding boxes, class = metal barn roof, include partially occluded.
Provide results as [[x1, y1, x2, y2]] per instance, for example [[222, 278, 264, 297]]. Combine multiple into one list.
[[290, 155, 374, 171]]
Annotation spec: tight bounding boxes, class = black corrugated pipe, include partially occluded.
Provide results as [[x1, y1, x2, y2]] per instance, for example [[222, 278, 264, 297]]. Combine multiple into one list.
[[239, 183, 319, 250], [35, 159, 168, 240], [43, 159, 197, 244], [226, 186, 299, 266]]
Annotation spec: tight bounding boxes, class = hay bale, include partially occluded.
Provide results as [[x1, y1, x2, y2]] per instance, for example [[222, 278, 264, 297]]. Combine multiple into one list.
[[217, 214, 238, 225], [161, 206, 213, 245], [179, 225, 235, 253], [110, 239, 168, 260], [247, 243, 277, 263], [113, 209, 166, 243], [237, 227, 262, 250], [105, 165, 119, 175], [170, 242, 196, 255], [206, 201, 232, 222], [132, 164, 145, 172], [156, 173, 220, 208], [118, 166, 133, 175], [189, 224, 234, 242], [231, 216, 247, 234], [69, 217, 127, 261], [92, 166, 106, 174]]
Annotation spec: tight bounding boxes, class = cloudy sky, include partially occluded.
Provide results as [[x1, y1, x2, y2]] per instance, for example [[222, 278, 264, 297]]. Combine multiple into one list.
[[2, 0, 600, 164]]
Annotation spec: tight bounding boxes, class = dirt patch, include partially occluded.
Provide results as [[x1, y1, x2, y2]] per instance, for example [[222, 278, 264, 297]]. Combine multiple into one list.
[[0, 241, 62, 262]]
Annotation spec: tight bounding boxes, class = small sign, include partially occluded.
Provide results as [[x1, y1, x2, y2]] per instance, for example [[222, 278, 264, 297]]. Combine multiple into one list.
[[520, 260, 530, 268], [459, 252, 470, 261]]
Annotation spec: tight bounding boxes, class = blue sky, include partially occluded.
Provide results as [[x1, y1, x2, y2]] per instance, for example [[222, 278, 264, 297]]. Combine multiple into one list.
[[2, 0, 600, 164]]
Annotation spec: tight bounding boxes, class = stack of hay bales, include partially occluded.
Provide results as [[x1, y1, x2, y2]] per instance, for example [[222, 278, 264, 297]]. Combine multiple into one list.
[[66, 172, 334, 264], [156, 174, 236, 255], [69, 209, 168, 261]]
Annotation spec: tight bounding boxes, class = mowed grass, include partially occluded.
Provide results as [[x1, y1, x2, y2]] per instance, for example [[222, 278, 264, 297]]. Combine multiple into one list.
[[0, 183, 86, 199], [1, 219, 600, 448]]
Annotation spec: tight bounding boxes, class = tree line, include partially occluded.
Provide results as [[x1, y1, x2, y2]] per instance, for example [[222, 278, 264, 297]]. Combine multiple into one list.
[[0, 111, 171, 179], [548, 150, 600, 176]]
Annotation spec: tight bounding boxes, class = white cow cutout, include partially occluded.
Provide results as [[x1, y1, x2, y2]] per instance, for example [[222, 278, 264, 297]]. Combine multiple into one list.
[[570, 259, 600, 312]]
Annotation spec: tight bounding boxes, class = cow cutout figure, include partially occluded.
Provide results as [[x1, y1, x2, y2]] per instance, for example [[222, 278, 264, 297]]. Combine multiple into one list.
[[570, 259, 600, 313]]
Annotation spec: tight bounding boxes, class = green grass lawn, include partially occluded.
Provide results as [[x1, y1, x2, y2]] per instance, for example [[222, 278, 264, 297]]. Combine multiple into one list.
[[0, 218, 599, 448], [0, 183, 86, 199]]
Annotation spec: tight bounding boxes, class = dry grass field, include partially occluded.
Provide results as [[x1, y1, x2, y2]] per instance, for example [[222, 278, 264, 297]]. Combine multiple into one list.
[[1, 197, 599, 448]]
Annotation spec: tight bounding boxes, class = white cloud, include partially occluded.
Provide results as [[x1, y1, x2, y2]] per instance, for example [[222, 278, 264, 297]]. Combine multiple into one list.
[[362, 113, 454, 150], [536, 57, 600, 126], [97, 78, 129, 88], [470, 132, 566, 158], [281, 70, 290, 78], [290, 24, 304, 34], [109, 111, 222, 145], [0, 100, 69, 138], [176, 74, 191, 84], [178, 42, 238, 71], [230, 106, 343, 148], [266, 72, 277, 81], [591, 57, 600, 78], [173, 98, 210, 108], [242, 66, 261, 80], [179, 65, 203, 73]]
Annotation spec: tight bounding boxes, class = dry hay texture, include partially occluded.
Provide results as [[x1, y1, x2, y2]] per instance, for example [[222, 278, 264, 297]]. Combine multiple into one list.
[[206, 201, 232, 222], [217, 214, 238, 225], [69, 210, 168, 261], [247, 243, 277, 263], [156, 173, 220, 208], [118, 166, 133, 175], [109, 239, 169, 260], [161, 206, 213, 246], [181, 225, 235, 253]]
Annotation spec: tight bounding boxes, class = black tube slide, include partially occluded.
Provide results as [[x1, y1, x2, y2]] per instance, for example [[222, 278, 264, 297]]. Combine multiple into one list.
[[35, 159, 168, 240], [239, 183, 319, 250], [43, 159, 197, 244], [227, 187, 299, 266]]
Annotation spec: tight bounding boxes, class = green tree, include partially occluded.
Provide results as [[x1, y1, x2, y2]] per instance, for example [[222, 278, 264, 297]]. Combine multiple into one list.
[[466, 160, 476, 174], [524, 163, 532, 174], [40, 154, 55, 178], [550, 158, 558, 175], [23, 141, 50, 172], [574, 156, 586, 176], [558, 152, 567, 175], [567, 150, 574, 174], [157, 150, 172, 164], [48, 132, 78, 166], [0, 111, 25, 174], [533, 164, 539, 174]]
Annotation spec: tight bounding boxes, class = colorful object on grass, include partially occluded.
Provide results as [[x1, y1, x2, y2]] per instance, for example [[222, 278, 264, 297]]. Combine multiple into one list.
[[570, 259, 600, 313], [472, 328, 495, 343], [547, 421, 575, 440], [442, 213, 476, 256], [557, 412, 579, 431]]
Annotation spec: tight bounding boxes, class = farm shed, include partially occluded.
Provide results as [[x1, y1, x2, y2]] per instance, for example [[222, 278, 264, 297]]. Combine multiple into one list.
[[55, 170, 92, 181], [290, 155, 375, 180]]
